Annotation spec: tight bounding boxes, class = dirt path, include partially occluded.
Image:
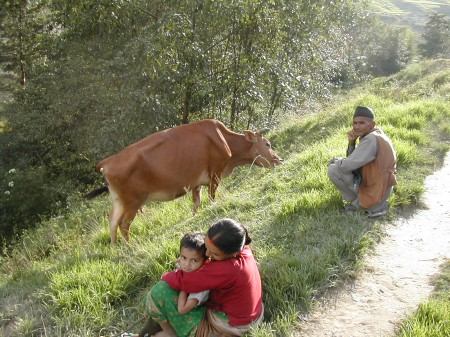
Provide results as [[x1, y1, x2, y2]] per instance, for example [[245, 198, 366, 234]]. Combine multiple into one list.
[[295, 153, 450, 337]]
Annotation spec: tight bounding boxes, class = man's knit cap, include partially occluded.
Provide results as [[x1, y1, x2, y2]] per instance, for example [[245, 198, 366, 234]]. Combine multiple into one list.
[[353, 106, 375, 120]]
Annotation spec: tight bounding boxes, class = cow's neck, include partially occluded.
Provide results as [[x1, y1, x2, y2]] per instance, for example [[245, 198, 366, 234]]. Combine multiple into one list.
[[222, 133, 255, 177]]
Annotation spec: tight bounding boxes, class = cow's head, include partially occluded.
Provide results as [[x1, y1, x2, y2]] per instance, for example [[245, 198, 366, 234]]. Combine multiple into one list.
[[244, 130, 283, 168]]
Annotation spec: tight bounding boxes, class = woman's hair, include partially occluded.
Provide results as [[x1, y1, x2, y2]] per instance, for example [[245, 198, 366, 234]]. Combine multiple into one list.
[[180, 232, 207, 259], [207, 218, 252, 254]]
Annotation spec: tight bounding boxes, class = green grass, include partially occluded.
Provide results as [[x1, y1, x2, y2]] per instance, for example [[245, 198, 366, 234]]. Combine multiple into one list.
[[393, 260, 450, 337], [0, 59, 450, 337]]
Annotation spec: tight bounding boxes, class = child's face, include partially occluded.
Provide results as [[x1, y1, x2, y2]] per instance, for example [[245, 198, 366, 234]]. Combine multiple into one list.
[[178, 247, 205, 272]]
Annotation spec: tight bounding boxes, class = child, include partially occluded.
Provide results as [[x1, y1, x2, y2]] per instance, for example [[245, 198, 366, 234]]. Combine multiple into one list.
[[175, 232, 210, 314], [134, 232, 209, 337]]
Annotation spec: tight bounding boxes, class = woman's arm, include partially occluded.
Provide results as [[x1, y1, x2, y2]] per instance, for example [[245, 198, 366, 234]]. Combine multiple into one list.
[[162, 265, 232, 293], [162, 253, 243, 293]]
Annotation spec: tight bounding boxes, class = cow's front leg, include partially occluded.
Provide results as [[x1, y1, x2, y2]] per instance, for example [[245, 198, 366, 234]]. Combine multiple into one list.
[[208, 173, 221, 201], [192, 186, 202, 213]]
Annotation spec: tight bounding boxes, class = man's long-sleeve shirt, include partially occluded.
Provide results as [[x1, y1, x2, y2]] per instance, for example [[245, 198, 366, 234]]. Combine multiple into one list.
[[336, 131, 378, 173]]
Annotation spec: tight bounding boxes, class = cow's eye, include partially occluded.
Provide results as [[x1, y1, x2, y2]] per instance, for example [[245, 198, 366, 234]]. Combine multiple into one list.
[[266, 142, 271, 148]]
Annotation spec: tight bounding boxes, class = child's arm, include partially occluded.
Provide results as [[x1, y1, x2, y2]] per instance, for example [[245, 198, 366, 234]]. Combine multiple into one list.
[[177, 290, 199, 314]]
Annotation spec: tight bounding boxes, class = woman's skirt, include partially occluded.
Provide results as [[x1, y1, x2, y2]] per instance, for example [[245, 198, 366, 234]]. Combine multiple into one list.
[[144, 281, 263, 337]]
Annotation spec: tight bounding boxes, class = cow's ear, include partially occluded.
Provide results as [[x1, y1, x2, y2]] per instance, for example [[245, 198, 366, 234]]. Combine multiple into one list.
[[244, 131, 258, 143]]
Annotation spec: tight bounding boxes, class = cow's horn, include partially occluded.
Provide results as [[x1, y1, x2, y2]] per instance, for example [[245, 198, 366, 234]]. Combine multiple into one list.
[[258, 127, 270, 134]]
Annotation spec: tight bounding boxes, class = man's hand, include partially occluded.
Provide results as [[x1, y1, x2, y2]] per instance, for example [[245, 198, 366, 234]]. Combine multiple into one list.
[[347, 129, 357, 144], [328, 157, 342, 165]]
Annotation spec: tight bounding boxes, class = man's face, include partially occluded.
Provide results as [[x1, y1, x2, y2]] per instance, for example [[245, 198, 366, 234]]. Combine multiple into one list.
[[352, 116, 375, 138]]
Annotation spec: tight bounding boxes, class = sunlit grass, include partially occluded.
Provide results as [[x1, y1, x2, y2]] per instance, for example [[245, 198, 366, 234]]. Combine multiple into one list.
[[395, 300, 450, 337], [47, 259, 137, 328], [394, 261, 450, 337]]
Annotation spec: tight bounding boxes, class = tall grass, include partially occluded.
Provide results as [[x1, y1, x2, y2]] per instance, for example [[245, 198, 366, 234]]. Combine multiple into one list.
[[1, 60, 450, 337]]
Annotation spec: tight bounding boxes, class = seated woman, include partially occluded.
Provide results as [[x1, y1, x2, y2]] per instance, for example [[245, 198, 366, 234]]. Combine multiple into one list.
[[140, 218, 264, 337]]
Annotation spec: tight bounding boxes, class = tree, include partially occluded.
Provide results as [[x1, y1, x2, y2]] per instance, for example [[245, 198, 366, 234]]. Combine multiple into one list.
[[366, 24, 415, 76], [420, 12, 450, 59], [0, 0, 48, 85], [339, 12, 415, 80]]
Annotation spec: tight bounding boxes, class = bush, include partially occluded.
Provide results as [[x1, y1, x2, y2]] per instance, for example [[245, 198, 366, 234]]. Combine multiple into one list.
[[0, 166, 67, 239]]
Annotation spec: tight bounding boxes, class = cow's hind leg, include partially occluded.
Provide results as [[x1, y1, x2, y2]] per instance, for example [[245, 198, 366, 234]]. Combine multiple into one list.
[[109, 202, 123, 245], [109, 205, 139, 244], [109, 192, 139, 244], [118, 207, 139, 243]]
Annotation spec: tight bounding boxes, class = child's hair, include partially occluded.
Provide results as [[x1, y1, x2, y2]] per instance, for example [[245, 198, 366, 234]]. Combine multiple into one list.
[[207, 218, 252, 254], [180, 232, 207, 259]]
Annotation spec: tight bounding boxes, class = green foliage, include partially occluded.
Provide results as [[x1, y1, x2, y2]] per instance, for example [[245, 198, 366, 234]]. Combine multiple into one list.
[[0, 166, 66, 238], [341, 14, 415, 80], [49, 0, 145, 39], [0, 0, 49, 85], [366, 24, 415, 76], [420, 12, 450, 59], [0, 1, 449, 335]]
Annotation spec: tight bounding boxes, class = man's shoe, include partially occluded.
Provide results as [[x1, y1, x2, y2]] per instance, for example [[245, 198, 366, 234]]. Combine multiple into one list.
[[367, 201, 389, 218], [341, 204, 358, 212], [367, 209, 388, 218]]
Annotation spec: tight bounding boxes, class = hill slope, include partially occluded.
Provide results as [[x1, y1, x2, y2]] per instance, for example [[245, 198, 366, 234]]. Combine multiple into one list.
[[0, 59, 449, 337], [372, 0, 450, 32]]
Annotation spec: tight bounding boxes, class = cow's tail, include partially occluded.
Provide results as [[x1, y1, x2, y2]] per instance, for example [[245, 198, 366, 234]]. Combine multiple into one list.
[[83, 185, 109, 200]]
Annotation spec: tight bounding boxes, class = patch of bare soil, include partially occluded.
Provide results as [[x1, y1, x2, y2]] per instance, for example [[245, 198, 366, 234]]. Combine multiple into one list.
[[295, 153, 450, 337]]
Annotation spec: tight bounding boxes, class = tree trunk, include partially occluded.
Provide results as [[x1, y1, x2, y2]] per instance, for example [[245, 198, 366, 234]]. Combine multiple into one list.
[[182, 83, 193, 124]]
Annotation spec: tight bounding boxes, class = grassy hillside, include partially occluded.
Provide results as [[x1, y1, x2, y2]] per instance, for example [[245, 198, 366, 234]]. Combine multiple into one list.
[[0, 59, 449, 337], [372, 0, 450, 32]]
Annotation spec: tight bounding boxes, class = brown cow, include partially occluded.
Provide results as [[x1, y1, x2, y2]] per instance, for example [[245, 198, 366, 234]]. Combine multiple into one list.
[[85, 119, 283, 244]]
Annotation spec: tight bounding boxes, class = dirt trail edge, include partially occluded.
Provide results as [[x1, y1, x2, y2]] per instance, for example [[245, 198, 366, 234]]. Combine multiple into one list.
[[295, 152, 450, 337]]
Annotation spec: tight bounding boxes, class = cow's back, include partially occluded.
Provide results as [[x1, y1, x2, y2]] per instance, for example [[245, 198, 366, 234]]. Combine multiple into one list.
[[97, 120, 233, 200]]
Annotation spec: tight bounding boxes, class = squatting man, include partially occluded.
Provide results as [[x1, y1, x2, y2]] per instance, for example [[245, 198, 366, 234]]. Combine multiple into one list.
[[328, 106, 397, 217]]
